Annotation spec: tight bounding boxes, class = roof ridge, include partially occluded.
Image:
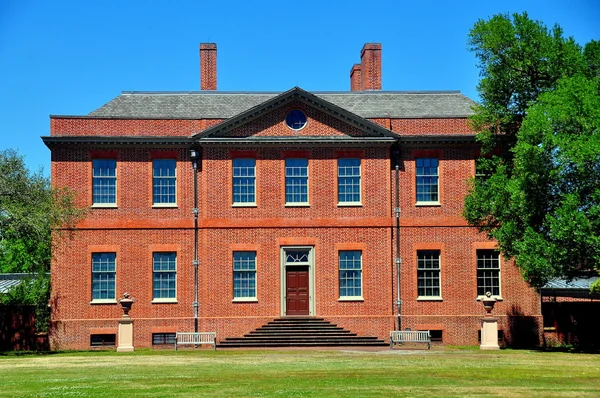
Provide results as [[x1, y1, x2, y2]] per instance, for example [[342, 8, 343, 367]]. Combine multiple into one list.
[[119, 90, 465, 95]]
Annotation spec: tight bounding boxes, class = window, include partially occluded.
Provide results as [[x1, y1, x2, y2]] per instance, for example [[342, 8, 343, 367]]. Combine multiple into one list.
[[338, 158, 361, 204], [152, 333, 176, 345], [416, 158, 439, 203], [232, 159, 256, 204], [92, 253, 116, 301], [153, 252, 177, 300], [92, 159, 116, 205], [339, 251, 362, 298], [285, 159, 308, 204], [90, 334, 116, 347], [417, 250, 441, 298], [153, 159, 176, 205], [233, 251, 257, 299], [285, 109, 307, 130], [477, 250, 501, 297]]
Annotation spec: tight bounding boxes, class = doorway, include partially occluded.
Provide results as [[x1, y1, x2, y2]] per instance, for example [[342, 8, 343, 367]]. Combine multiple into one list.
[[281, 247, 315, 316]]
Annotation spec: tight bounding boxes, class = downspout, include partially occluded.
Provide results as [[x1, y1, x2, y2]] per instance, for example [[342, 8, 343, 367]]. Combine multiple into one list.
[[391, 143, 402, 331], [190, 148, 201, 333]]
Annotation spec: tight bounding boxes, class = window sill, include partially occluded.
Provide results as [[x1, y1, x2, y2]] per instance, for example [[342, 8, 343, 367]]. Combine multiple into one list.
[[232, 298, 258, 303], [476, 295, 503, 301], [415, 202, 441, 207], [151, 299, 178, 304], [90, 299, 118, 305], [91, 204, 118, 209], [152, 204, 177, 208], [232, 203, 257, 208], [338, 297, 364, 302], [417, 296, 443, 301], [337, 202, 363, 207], [285, 203, 310, 207]]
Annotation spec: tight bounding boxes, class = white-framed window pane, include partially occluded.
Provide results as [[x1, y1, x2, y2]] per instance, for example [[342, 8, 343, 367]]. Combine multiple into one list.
[[339, 250, 362, 297], [285, 158, 308, 203], [233, 159, 256, 204], [153, 159, 176, 204], [417, 250, 440, 297], [477, 250, 500, 296], [233, 251, 256, 298], [92, 159, 116, 204], [338, 158, 361, 203], [153, 252, 176, 299], [92, 253, 116, 300], [416, 158, 439, 202]]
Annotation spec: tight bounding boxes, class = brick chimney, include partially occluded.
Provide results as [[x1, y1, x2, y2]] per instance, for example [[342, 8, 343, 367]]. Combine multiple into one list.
[[359, 43, 381, 91], [200, 43, 217, 90], [350, 64, 362, 91]]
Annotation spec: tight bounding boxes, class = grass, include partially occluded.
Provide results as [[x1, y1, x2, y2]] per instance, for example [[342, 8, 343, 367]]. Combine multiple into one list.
[[1, 348, 599, 397]]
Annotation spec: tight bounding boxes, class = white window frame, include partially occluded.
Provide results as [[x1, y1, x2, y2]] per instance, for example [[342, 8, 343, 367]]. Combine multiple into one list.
[[91, 252, 117, 303], [233, 251, 257, 302], [92, 159, 117, 207], [337, 158, 362, 206], [338, 250, 363, 300], [152, 252, 177, 303], [232, 158, 257, 206], [476, 250, 502, 300], [417, 250, 442, 300], [285, 158, 309, 206], [415, 158, 440, 205], [152, 159, 177, 207]]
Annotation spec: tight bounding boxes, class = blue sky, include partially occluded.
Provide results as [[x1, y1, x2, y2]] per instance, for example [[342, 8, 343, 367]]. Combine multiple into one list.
[[0, 0, 598, 174]]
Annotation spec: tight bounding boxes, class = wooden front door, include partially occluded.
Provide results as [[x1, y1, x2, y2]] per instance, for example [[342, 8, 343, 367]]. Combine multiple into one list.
[[286, 266, 309, 315]]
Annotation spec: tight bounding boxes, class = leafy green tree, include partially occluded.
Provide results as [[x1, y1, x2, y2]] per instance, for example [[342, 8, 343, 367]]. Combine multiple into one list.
[[0, 149, 83, 331], [465, 12, 600, 291]]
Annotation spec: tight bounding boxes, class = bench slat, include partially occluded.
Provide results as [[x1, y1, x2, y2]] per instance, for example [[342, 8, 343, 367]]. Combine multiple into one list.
[[175, 332, 216, 350], [390, 331, 431, 349]]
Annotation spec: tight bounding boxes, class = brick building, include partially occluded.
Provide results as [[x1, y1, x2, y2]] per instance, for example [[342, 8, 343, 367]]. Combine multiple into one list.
[[43, 43, 542, 349]]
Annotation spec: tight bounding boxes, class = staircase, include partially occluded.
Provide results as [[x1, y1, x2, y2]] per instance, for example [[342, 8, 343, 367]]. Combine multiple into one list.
[[217, 317, 387, 348]]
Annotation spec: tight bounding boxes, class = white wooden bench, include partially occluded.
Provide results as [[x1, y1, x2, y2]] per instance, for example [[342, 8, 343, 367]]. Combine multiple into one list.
[[390, 330, 431, 349], [175, 332, 217, 351]]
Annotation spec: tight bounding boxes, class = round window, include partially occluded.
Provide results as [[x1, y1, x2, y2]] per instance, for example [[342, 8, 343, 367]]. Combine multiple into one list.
[[285, 109, 307, 131]]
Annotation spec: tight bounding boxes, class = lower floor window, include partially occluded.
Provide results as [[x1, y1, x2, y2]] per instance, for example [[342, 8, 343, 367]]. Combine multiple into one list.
[[153, 252, 177, 300], [339, 250, 362, 298], [477, 250, 500, 297], [90, 334, 116, 347], [417, 250, 441, 297], [92, 253, 116, 300], [152, 333, 176, 345], [233, 251, 256, 299]]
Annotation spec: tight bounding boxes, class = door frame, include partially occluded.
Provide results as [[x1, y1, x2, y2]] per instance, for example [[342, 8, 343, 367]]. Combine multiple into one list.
[[280, 246, 315, 317]]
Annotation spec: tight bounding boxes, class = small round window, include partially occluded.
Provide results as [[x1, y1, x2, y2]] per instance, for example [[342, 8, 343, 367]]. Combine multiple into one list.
[[285, 109, 307, 131]]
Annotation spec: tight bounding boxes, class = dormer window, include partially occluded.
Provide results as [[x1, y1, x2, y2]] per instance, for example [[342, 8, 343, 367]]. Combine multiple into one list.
[[285, 109, 307, 130]]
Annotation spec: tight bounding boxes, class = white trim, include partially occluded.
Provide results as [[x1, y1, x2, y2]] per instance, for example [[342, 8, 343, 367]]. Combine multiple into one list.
[[232, 203, 257, 208], [280, 246, 315, 317], [338, 297, 364, 302], [337, 202, 363, 207], [91, 203, 118, 209], [415, 201, 441, 207], [284, 203, 310, 207], [90, 299, 118, 305], [151, 298, 178, 304], [152, 203, 178, 208], [417, 296, 443, 301], [476, 295, 503, 301], [232, 297, 258, 303]]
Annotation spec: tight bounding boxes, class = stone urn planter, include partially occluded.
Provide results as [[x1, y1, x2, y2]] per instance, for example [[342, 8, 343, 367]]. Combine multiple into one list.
[[482, 291, 496, 316], [119, 292, 134, 318]]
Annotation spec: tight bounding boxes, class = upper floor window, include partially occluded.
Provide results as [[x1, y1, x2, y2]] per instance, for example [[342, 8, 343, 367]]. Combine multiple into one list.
[[92, 159, 116, 205], [339, 250, 362, 298], [477, 250, 501, 297], [153, 159, 176, 205], [285, 109, 307, 130], [285, 158, 308, 205], [153, 252, 177, 301], [416, 158, 439, 204], [417, 250, 441, 298], [233, 159, 256, 205], [92, 252, 116, 301], [233, 251, 257, 300], [338, 158, 361, 204]]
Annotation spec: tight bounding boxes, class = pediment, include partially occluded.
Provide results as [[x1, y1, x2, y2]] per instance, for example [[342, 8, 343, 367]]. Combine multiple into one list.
[[193, 87, 397, 142]]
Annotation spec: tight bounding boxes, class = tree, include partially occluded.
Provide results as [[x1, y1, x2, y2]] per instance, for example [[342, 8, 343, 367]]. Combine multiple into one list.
[[0, 149, 83, 331], [464, 12, 600, 291]]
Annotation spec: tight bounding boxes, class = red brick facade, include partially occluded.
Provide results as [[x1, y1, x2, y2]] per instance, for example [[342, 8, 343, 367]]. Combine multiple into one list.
[[45, 44, 542, 350]]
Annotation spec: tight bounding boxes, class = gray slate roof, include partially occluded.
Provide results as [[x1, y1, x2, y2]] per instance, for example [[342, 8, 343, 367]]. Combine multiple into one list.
[[0, 273, 29, 293], [543, 277, 599, 291], [88, 91, 476, 119]]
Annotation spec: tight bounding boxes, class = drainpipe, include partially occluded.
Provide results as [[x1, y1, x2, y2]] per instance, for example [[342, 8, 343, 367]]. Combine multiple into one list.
[[190, 148, 201, 333], [391, 143, 402, 331]]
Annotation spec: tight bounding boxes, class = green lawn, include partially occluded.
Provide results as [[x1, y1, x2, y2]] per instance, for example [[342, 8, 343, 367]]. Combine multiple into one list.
[[1, 348, 599, 397]]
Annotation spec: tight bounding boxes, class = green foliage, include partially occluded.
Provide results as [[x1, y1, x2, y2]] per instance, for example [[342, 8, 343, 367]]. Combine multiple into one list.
[[0, 149, 83, 330], [465, 13, 600, 288]]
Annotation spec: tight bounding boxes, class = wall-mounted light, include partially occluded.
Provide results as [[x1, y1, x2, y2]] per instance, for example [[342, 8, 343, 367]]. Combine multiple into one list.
[[190, 148, 201, 170]]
